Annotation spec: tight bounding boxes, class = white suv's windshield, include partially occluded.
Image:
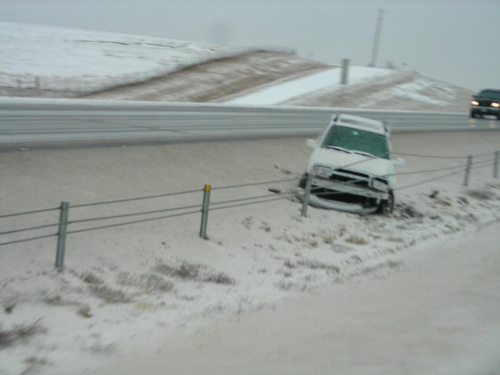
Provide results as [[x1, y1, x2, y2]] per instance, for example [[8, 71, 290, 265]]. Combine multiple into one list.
[[321, 125, 390, 159]]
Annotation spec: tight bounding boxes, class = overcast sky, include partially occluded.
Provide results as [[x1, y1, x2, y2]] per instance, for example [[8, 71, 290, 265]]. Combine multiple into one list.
[[1, 0, 499, 91]]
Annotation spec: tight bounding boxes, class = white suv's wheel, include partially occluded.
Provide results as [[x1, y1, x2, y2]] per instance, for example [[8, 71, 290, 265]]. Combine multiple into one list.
[[377, 190, 394, 215]]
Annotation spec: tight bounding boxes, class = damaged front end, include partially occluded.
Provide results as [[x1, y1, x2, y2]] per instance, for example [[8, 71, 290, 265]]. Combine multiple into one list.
[[296, 165, 391, 214]]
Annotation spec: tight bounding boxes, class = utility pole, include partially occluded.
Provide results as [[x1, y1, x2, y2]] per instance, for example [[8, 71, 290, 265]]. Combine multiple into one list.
[[370, 9, 384, 67]]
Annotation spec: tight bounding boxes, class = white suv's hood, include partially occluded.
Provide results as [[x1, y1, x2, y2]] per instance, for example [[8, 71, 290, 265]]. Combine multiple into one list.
[[309, 148, 392, 177]]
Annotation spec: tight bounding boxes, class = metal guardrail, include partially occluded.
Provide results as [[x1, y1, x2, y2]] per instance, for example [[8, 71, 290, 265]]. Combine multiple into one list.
[[1, 151, 498, 268], [0, 177, 301, 267]]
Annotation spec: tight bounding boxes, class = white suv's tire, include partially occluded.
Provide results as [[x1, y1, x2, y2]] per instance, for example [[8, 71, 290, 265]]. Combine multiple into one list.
[[377, 190, 394, 215]]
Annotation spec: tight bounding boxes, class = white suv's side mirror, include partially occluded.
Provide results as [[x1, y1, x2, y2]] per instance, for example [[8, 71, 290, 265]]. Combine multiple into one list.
[[392, 157, 405, 166], [306, 139, 317, 149]]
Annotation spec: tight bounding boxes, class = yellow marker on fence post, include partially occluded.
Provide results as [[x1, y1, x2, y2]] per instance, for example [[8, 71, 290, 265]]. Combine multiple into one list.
[[200, 184, 211, 239]]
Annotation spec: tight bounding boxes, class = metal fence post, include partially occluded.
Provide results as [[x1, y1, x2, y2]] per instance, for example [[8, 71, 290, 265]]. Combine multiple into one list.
[[301, 173, 313, 217], [463, 155, 472, 187], [494, 151, 499, 179], [55, 201, 69, 268], [199, 185, 211, 239], [340, 58, 350, 85]]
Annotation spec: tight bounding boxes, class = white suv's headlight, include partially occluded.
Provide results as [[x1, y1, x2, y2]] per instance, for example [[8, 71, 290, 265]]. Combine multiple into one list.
[[372, 179, 389, 192], [312, 164, 331, 177]]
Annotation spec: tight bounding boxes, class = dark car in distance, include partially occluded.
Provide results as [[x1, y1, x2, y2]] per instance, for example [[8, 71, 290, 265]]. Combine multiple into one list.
[[470, 89, 500, 119]]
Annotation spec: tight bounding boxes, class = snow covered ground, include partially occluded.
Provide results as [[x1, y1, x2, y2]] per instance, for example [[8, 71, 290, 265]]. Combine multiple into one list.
[[224, 66, 391, 105], [1, 22, 473, 112], [1, 131, 500, 374], [0, 22, 232, 94], [104, 223, 500, 375], [1, 21, 498, 375]]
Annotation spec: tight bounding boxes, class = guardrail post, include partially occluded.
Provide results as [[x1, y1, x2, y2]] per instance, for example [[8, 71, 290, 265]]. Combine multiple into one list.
[[494, 151, 499, 179], [55, 201, 69, 268], [463, 155, 472, 187], [301, 173, 313, 217], [200, 185, 211, 239]]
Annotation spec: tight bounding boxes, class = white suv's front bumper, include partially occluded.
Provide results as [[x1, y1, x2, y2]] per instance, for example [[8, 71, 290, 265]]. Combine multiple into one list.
[[295, 186, 383, 214], [311, 177, 389, 200]]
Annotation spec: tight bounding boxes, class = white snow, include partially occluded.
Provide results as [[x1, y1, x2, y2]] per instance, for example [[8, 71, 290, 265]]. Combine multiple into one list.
[[0, 21, 498, 375], [1, 131, 500, 374], [226, 66, 392, 105], [103, 223, 500, 375], [386, 79, 451, 105], [0, 22, 232, 93], [1, 22, 472, 113]]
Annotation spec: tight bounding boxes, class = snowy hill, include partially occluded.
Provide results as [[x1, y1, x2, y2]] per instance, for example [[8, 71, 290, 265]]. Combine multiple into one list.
[[0, 22, 234, 97], [0, 22, 474, 112]]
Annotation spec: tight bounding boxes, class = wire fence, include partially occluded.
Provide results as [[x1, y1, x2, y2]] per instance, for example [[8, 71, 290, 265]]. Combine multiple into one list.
[[1, 149, 498, 268]]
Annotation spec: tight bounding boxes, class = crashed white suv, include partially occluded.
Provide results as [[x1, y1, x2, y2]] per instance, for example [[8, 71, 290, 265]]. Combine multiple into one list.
[[297, 113, 404, 214]]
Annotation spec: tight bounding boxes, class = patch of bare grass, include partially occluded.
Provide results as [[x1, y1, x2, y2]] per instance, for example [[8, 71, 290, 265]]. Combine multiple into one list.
[[89, 285, 130, 303], [153, 261, 235, 285], [395, 202, 424, 219], [77, 306, 93, 318], [0, 320, 46, 348], [309, 239, 319, 248], [386, 236, 404, 242], [322, 234, 336, 244], [117, 273, 175, 292], [275, 280, 307, 292], [2, 296, 17, 314], [23, 356, 50, 373], [90, 51, 326, 102], [242, 216, 253, 229], [467, 189, 495, 200], [387, 260, 403, 269], [154, 262, 201, 280], [275, 280, 296, 291], [349, 255, 363, 264], [435, 198, 452, 207], [134, 302, 161, 311], [85, 342, 116, 354], [345, 235, 368, 245], [331, 244, 355, 253], [296, 260, 340, 273], [43, 295, 81, 308], [348, 259, 403, 278], [81, 272, 104, 285], [203, 272, 235, 285]]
